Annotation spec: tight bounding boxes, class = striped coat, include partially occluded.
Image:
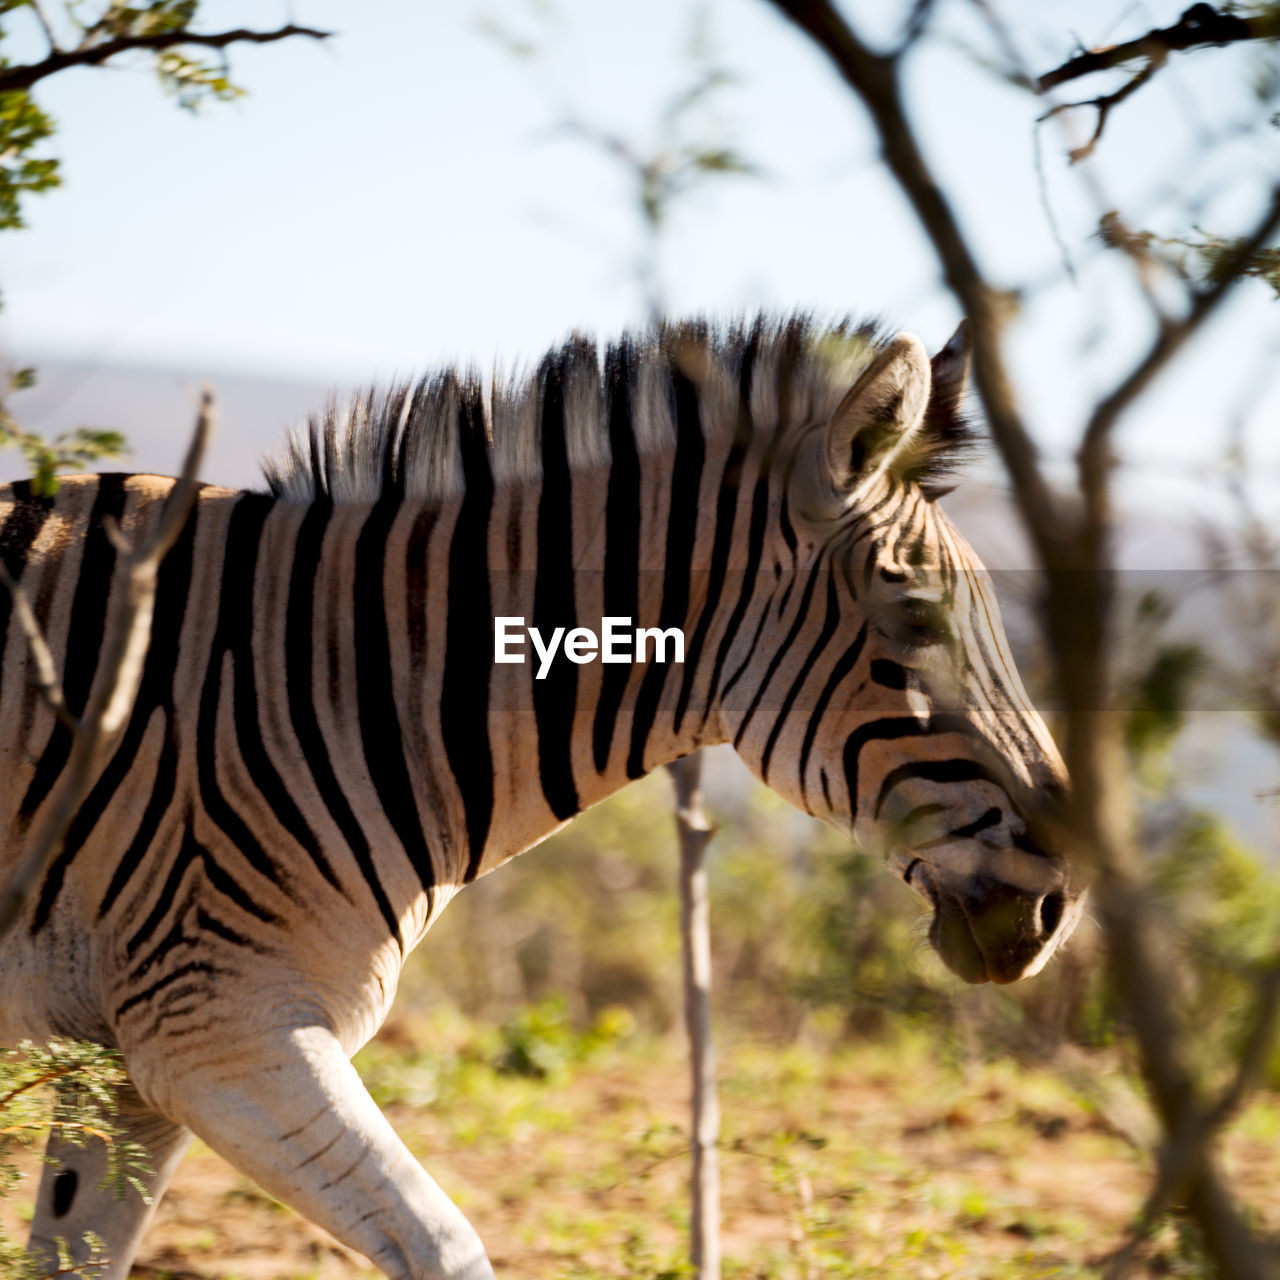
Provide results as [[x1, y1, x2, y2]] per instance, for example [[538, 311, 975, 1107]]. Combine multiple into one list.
[[0, 316, 1082, 1280]]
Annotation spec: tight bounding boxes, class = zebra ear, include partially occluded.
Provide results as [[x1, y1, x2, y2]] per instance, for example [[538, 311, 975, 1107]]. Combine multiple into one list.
[[825, 333, 931, 492]]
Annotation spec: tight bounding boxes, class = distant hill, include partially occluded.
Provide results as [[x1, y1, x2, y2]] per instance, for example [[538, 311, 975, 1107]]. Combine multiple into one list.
[[2, 357, 343, 492]]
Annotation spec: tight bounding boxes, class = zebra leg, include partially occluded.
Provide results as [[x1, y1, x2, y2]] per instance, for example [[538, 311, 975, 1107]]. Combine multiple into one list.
[[28, 1084, 192, 1280], [138, 1024, 495, 1280]]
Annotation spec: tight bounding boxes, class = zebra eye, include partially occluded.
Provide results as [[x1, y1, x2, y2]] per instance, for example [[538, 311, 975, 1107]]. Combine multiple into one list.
[[898, 597, 953, 649]]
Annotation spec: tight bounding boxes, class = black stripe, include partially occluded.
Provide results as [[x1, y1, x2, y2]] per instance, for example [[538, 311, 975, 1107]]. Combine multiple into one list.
[[220, 495, 340, 889], [777, 447, 799, 558], [194, 502, 287, 897], [870, 659, 910, 689], [760, 569, 841, 782], [38, 497, 202, 930], [948, 806, 1003, 841], [627, 365, 704, 779], [672, 320, 760, 737], [124, 830, 198, 959], [405, 506, 437, 681], [674, 438, 748, 735], [873, 758, 1005, 819], [703, 335, 774, 717], [195, 905, 268, 951], [123, 823, 276, 958], [441, 390, 495, 879], [197, 838, 279, 923], [533, 357, 580, 818], [719, 584, 776, 703], [128, 907, 191, 979], [842, 714, 980, 826], [21, 475, 128, 816], [100, 721, 181, 919], [734, 558, 824, 752], [0, 479, 55, 667], [115, 960, 222, 1020], [703, 453, 777, 715], [355, 495, 439, 894], [285, 502, 402, 944], [798, 622, 868, 807], [593, 342, 639, 773]]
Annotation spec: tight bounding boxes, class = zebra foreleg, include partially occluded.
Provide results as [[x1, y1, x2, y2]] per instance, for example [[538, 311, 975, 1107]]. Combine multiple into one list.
[[28, 1083, 192, 1280], [138, 1023, 496, 1280]]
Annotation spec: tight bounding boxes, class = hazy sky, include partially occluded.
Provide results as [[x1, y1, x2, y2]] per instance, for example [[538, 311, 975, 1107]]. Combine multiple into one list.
[[2, 0, 1278, 509]]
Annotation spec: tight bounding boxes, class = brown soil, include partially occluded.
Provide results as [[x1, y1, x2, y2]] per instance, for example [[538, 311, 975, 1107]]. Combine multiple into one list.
[[8, 1043, 1279, 1280]]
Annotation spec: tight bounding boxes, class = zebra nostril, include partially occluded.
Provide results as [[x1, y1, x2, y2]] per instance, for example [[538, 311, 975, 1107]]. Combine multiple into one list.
[[1039, 891, 1064, 938]]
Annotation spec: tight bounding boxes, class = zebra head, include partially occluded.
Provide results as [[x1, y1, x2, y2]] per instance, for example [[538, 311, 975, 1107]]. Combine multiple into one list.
[[719, 324, 1085, 985]]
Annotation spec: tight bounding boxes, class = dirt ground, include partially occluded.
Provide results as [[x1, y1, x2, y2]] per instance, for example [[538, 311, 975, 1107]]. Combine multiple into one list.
[[7, 1032, 1271, 1280], [5, 1034, 1274, 1274]]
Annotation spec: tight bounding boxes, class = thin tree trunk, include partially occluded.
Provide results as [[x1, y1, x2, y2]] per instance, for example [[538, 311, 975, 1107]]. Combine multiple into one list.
[[667, 753, 721, 1280]]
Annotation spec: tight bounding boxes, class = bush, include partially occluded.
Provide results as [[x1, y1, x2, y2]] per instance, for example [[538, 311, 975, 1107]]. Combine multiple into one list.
[[0, 1040, 148, 1278]]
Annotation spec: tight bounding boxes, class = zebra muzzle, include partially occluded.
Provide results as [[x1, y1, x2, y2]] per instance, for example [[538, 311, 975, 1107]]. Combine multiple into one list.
[[928, 871, 1071, 985]]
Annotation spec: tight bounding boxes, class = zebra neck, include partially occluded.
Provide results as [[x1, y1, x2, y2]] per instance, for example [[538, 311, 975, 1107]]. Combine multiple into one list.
[[401, 421, 773, 882]]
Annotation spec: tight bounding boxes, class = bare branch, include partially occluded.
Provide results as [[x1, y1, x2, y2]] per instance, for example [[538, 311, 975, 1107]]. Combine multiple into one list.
[[1105, 951, 1280, 1279], [1079, 186, 1280, 556], [667, 754, 721, 1280], [0, 563, 76, 730], [764, 0, 1066, 574], [0, 23, 331, 95], [0, 390, 213, 938], [898, 0, 944, 52], [767, 3, 1279, 1272], [1037, 4, 1277, 93], [1040, 56, 1162, 164], [27, 1, 62, 53]]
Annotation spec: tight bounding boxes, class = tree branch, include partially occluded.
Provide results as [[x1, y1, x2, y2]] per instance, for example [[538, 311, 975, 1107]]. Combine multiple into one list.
[[1037, 4, 1277, 93], [0, 563, 76, 729], [764, 0, 1067, 576], [27, 1, 62, 54], [1078, 185, 1280, 560], [1040, 57, 1162, 164], [0, 24, 331, 95], [767, 3, 1279, 1272], [0, 390, 213, 938], [667, 753, 721, 1280]]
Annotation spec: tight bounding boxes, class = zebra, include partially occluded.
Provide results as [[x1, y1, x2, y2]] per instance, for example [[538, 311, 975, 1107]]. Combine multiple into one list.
[[0, 314, 1084, 1280]]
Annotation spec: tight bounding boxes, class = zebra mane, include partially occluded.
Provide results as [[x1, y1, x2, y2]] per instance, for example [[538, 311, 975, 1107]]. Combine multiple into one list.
[[260, 312, 974, 504]]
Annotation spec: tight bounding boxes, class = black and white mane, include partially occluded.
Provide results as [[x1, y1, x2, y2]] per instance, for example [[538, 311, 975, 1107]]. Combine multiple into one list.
[[261, 313, 974, 505]]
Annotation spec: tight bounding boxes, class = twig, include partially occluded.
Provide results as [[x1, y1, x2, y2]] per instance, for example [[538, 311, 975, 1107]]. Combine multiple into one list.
[[898, 0, 944, 52], [0, 390, 213, 937], [667, 753, 721, 1280], [0, 1064, 81, 1110], [1040, 57, 1162, 164], [1105, 956, 1280, 1267], [765, 0, 1068, 577], [27, 0, 62, 53], [0, 24, 331, 94], [0, 563, 76, 729], [1038, 4, 1275, 93], [1078, 186, 1280, 562]]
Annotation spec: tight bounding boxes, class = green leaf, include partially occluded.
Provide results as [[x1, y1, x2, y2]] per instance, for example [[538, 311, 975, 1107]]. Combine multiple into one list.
[[1125, 642, 1206, 761], [0, 90, 62, 231]]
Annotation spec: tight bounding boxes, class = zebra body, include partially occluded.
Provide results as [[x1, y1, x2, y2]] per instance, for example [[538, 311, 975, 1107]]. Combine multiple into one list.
[[0, 316, 1082, 1279]]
